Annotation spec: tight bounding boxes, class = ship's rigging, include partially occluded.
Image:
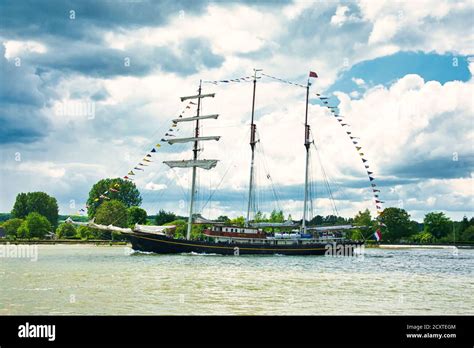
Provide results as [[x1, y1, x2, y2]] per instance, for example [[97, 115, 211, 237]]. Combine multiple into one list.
[[78, 69, 383, 241]]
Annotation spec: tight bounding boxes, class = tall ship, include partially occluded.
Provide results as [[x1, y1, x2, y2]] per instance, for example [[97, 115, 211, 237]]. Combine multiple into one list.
[[71, 70, 363, 255]]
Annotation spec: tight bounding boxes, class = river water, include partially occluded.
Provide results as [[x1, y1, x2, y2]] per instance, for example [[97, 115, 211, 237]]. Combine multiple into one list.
[[0, 244, 472, 315]]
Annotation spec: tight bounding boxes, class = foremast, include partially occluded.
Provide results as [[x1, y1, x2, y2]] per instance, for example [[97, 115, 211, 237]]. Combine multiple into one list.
[[245, 69, 261, 227], [163, 81, 219, 240]]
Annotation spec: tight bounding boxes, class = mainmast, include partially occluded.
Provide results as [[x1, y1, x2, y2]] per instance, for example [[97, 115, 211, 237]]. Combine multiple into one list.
[[245, 69, 261, 227], [164, 81, 219, 240], [302, 78, 311, 234]]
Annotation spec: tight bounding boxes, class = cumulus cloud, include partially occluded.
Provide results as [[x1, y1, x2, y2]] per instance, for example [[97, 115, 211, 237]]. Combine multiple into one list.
[[332, 67, 474, 218], [145, 182, 167, 191], [0, 0, 473, 221]]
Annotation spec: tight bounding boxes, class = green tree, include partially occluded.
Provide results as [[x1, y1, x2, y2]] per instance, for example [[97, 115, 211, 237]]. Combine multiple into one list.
[[379, 207, 412, 242], [460, 225, 474, 242], [17, 212, 52, 239], [459, 216, 470, 234], [230, 216, 245, 227], [77, 226, 97, 240], [11, 192, 59, 228], [324, 215, 339, 225], [269, 209, 284, 223], [128, 206, 147, 227], [410, 231, 434, 244], [56, 223, 77, 239], [351, 209, 372, 239], [11, 193, 28, 219], [155, 209, 176, 225], [94, 200, 129, 240], [87, 178, 142, 218], [165, 219, 187, 239], [2, 218, 23, 238], [309, 215, 323, 226], [217, 215, 230, 223], [191, 224, 205, 240], [423, 212, 451, 239], [95, 200, 129, 228], [254, 211, 267, 222], [354, 209, 371, 227], [409, 220, 421, 234]]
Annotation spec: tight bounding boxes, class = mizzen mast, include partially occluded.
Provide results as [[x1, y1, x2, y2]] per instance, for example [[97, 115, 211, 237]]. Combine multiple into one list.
[[302, 77, 311, 234], [164, 80, 219, 240], [245, 69, 261, 227]]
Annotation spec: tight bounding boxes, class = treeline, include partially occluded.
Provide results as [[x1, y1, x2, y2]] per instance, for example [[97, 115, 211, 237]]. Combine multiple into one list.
[[1, 178, 148, 240], [347, 207, 474, 244], [1, 177, 473, 244]]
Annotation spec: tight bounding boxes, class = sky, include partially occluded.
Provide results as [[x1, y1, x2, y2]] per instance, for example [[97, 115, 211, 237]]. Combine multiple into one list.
[[0, 0, 473, 222]]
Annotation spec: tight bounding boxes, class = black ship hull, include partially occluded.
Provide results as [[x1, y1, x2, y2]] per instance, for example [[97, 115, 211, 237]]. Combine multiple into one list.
[[128, 232, 363, 256]]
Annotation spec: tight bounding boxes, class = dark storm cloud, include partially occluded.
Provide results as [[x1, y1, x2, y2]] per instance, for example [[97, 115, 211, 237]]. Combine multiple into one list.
[[19, 37, 224, 78], [1, 0, 224, 79], [0, 0, 208, 41], [0, 45, 51, 144], [388, 156, 474, 180], [0, 0, 290, 41]]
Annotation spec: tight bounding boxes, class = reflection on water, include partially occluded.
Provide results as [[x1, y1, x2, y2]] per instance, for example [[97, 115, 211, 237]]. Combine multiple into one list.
[[0, 245, 473, 315]]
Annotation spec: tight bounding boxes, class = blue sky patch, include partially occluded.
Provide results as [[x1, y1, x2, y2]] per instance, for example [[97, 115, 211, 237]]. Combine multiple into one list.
[[328, 51, 472, 95]]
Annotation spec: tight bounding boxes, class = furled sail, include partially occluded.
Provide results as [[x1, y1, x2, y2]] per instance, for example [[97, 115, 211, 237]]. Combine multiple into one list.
[[194, 215, 220, 224], [163, 159, 218, 170], [307, 225, 358, 231], [134, 224, 175, 234], [250, 221, 299, 228], [66, 217, 174, 235], [180, 93, 215, 101], [165, 136, 221, 144], [173, 114, 219, 123]]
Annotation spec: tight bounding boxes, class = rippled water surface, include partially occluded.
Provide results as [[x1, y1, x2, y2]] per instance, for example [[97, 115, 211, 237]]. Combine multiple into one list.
[[0, 245, 473, 315]]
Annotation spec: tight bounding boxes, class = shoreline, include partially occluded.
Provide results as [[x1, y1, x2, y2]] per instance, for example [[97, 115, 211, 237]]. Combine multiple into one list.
[[378, 244, 474, 249], [0, 240, 128, 246], [1, 240, 472, 249]]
